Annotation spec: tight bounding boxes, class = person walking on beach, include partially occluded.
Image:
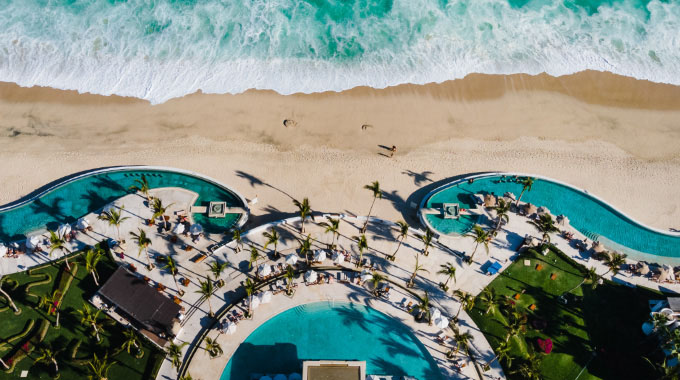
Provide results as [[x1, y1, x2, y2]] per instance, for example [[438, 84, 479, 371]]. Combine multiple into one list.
[[390, 145, 397, 158]]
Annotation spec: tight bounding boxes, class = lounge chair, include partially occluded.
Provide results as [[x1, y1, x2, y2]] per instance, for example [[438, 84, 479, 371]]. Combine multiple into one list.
[[339, 272, 349, 283]]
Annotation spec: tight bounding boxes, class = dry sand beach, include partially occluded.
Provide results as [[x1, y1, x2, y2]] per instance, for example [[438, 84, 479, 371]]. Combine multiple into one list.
[[1, 70, 679, 231]]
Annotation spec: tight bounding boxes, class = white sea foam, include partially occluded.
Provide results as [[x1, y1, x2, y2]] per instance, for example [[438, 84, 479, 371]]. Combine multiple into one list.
[[0, 0, 678, 104]]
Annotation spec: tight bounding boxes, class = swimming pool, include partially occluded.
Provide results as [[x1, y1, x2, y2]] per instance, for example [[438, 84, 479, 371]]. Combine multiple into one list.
[[220, 302, 443, 380], [421, 174, 680, 261], [0, 167, 248, 241]]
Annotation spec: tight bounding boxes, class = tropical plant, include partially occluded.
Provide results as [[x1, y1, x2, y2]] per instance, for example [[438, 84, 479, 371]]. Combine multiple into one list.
[[466, 225, 490, 263], [248, 245, 262, 271], [298, 235, 313, 265], [244, 278, 256, 317], [35, 343, 61, 376], [565, 267, 600, 294], [151, 197, 174, 222], [121, 329, 142, 358], [39, 291, 61, 322], [353, 234, 368, 268], [167, 341, 188, 369], [370, 272, 387, 296], [129, 174, 150, 200], [263, 228, 281, 257], [504, 310, 528, 343], [98, 207, 129, 241], [603, 252, 628, 276], [48, 229, 72, 270], [0, 276, 20, 314], [361, 181, 382, 233], [407, 253, 429, 288], [130, 228, 153, 269], [285, 265, 295, 295], [452, 330, 473, 357], [510, 353, 542, 380], [319, 218, 340, 250], [492, 198, 511, 233], [179, 374, 196, 380], [208, 260, 229, 286], [390, 220, 409, 261], [529, 213, 560, 246], [293, 197, 312, 233], [479, 287, 498, 315], [437, 262, 457, 291], [231, 228, 243, 252], [74, 303, 102, 342], [418, 229, 434, 256], [162, 255, 182, 295], [484, 341, 512, 370], [205, 337, 223, 358], [196, 277, 215, 316], [516, 176, 535, 206], [81, 246, 103, 286], [453, 290, 475, 319], [416, 292, 431, 323]]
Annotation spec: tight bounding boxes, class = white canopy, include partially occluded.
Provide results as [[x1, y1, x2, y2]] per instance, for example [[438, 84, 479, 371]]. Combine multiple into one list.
[[258, 263, 272, 277], [431, 308, 441, 320], [259, 290, 273, 304], [304, 270, 318, 283], [273, 375, 287, 380], [285, 254, 298, 266], [313, 250, 326, 262], [434, 316, 449, 329], [360, 270, 373, 282], [189, 223, 203, 235], [57, 224, 71, 237], [26, 235, 42, 250], [0, 244, 7, 256], [76, 217, 90, 230], [288, 374, 302, 380], [226, 321, 237, 335], [172, 223, 185, 234], [251, 295, 261, 309], [332, 252, 344, 264]]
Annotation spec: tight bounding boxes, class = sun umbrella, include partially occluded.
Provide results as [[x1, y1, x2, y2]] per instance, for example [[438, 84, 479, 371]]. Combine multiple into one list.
[[259, 291, 273, 304], [0, 244, 7, 256], [57, 224, 71, 237], [285, 254, 298, 266], [304, 270, 317, 283], [273, 375, 287, 380], [524, 203, 537, 215], [189, 223, 203, 235], [431, 308, 441, 320], [483, 194, 497, 208], [172, 223, 185, 234], [360, 270, 373, 282], [26, 235, 42, 250], [288, 374, 302, 380], [258, 264, 272, 277], [226, 321, 237, 335], [251, 295, 261, 309], [556, 215, 569, 226], [434, 316, 449, 329], [639, 262, 650, 275], [592, 241, 605, 253], [260, 376, 272, 380], [332, 252, 344, 264], [313, 250, 326, 263], [76, 217, 90, 230], [663, 265, 676, 281]]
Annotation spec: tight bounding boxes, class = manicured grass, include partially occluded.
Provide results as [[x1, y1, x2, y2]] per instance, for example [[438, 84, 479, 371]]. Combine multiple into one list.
[[469, 247, 660, 380], [0, 248, 164, 379]]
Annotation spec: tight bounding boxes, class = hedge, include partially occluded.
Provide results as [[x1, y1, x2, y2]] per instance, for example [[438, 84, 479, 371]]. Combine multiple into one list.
[[0, 320, 36, 352], [2, 319, 50, 373], [25, 269, 52, 299]]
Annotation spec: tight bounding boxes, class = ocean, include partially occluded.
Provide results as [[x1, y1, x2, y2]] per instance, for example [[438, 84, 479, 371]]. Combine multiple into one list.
[[0, 0, 678, 104]]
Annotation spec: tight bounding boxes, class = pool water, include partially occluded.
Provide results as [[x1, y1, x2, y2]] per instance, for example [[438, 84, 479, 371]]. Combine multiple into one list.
[[0, 169, 245, 241], [220, 302, 443, 380], [424, 175, 680, 259]]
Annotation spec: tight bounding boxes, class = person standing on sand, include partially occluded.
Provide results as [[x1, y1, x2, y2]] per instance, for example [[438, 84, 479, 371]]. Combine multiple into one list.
[[390, 145, 397, 158]]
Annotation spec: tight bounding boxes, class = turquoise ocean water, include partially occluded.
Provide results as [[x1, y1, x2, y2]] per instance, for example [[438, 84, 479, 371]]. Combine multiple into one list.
[[0, 0, 678, 103]]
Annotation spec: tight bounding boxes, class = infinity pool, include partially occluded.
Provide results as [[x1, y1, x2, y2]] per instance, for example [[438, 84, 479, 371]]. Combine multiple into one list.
[[220, 302, 442, 380], [423, 175, 680, 260], [0, 168, 245, 241]]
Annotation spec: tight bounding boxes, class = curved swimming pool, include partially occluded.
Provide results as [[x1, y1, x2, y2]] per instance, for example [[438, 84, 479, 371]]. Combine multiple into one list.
[[220, 302, 443, 380], [421, 174, 680, 261], [0, 167, 247, 241]]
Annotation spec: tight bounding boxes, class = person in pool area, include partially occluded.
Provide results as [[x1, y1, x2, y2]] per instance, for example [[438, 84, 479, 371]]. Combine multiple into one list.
[[390, 145, 397, 157]]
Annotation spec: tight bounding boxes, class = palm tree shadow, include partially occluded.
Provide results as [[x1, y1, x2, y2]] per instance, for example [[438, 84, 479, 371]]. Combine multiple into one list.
[[402, 170, 435, 186], [235, 170, 295, 200]]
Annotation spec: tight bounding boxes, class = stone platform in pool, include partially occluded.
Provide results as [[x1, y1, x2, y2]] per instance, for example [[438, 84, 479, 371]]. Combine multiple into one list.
[[303, 360, 364, 380]]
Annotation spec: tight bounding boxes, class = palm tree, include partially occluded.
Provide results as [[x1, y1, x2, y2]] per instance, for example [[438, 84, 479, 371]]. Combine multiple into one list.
[[35, 343, 60, 376], [390, 220, 409, 261], [0, 276, 20, 314], [208, 260, 229, 287], [418, 229, 434, 256], [98, 207, 129, 242], [479, 287, 498, 315], [603, 252, 627, 276], [293, 197, 312, 233], [74, 303, 102, 342], [484, 341, 511, 370], [565, 267, 600, 293], [205, 337, 223, 358], [370, 272, 387, 297], [231, 228, 243, 253], [162, 255, 182, 295], [248, 245, 263, 274], [492, 198, 511, 233], [352, 234, 368, 268], [504, 311, 528, 343], [467, 225, 490, 263], [130, 228, 153, 269], [179, 374, 195, 380], [263, 228, 281, 258], [39, 291, 61, 326], [437, 262, 457, 291], [167, 341, 188, 369], [86, 353, 115, 380], [407, 253, 429, 288], [529, 213, 560, 246], [244, 278, 256, 317], [453, 290, 475, 319], [415, 292, 431, 323], [129, 174, 151, 200], [298, 235, 313, 265], [516, 176, 535, 206], [121, 329, 142, 358], [361, 181, 382, 233], [48, 229, 71, 270], [452, 330, 473, 357], [319, 218, 340, 250], [81, 247, 103, 286], [285, 265, 296, 295], [151, 197, 174, 223], [196, 277, 215, 317]]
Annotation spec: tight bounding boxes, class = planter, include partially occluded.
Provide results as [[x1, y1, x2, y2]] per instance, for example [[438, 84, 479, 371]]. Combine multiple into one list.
[[284, 289, 296, 298]]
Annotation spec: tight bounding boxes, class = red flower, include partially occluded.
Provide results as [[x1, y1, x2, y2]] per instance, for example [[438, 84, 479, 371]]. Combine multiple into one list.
[[537, 338, 553, 354], [22, 342, 29, 351]]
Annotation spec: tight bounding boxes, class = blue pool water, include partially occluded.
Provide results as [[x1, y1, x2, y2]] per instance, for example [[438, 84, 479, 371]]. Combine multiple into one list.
[[0, 169, 245, 241], [220, 302, 443, 380], [0, 0, 679, 103], [424, 175, 680, 259]]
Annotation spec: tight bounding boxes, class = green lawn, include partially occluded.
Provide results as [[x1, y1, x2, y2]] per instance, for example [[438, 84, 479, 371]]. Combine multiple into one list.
[[469, 247, 661, 380], [0, 248, 164, 379]]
